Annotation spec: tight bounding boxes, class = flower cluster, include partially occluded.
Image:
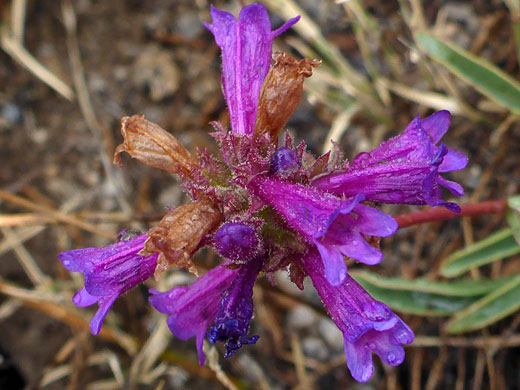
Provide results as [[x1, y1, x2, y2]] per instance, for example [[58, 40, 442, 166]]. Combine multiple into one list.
[[58, 3, 467, 382]]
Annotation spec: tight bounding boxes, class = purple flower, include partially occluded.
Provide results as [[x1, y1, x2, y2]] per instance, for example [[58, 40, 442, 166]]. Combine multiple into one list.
[[204, 4, 299, 135], [249, 176, 397, 286], [313, 111, 467, 212], [207, 256, 263, 356], [149, 263, 238, 365], [213, 222, 262, 263], [302, 251, 414, 382], [58, 234, 158, 335]]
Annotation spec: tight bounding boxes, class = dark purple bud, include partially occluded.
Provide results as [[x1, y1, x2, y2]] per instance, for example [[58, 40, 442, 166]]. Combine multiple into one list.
[[270, 147, 300, 176], [207, 256, 263, 357], [213, 223, 261, 263]]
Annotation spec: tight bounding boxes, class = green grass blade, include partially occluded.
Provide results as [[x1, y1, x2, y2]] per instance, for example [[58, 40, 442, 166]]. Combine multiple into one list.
[[446, 274, 520, 333], [417, 32, 520, 115], [351, 271, 516, 297], [440, 228, 520, 277], [352, 274, 478, 316], [508, 195, 520, 244]]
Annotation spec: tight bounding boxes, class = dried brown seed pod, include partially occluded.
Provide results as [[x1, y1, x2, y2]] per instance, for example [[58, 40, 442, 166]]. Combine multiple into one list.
[[114, 115, 197, 177], [140, 199, 222, 278], [255, 52, 320, 141]]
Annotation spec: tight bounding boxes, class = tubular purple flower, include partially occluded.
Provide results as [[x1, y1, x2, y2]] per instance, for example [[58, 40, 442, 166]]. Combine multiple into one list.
[[302, 251, 414, 382], [207, 256, 263, 357], [313, 111, 467, 212], [58, 234, 158, 335], [149, 263, 238, 365], [249, 176, 397, 286], [204, 3, 299, 135]]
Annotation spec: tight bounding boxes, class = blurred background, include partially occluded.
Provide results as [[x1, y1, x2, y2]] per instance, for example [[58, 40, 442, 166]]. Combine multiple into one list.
[[1, 0, 520, 389]]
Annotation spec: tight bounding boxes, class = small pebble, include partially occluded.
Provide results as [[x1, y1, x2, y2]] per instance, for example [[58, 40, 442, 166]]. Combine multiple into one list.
[[302, 337, 328, 361], [286, 305, 318, 330], [318, 317, 343, 350]]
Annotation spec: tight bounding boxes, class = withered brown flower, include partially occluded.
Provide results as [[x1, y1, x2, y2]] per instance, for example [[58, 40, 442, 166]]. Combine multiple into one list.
[[255, 52, 320, 140], [114, 115, 197, 177], [140, 199, 222, 278]]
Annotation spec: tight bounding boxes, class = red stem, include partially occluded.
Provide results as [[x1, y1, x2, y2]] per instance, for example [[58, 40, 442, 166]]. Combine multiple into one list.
[[395, 199, 508, 229]]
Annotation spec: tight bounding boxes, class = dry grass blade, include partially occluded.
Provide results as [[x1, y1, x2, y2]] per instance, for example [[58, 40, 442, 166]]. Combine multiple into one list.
[[264, 0, 390, 122], [0, 189, 115, 238], [0, 191, 92, 256], [40, 364, 72, 387], [61, 0, 131, 214], [322, 104, 360, 154], [129, 319, 171, 383], [0, 278, 137, 354], [10, 0, 27, 43], [0, 213, 54, 227], [41, 351, 124, 388], [380, 78, 465, 114], [411, 334, 520, 348], [1, 19, 74, 100], [0, 298, 21, 320], [205, 342, 240, 390], [291, 332, 313, 390], [1, 226, 52, 286]]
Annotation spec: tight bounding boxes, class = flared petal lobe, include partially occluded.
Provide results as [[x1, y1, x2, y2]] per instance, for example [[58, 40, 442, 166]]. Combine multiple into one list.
[[207, 256, 263, 356], [59, 234, 158, 335], [204, 4, 299, 134], [249, 176, 397, 286], [313, 111, 467, 211], [149, 263, 238, 365], [302, 251, 414, 382]]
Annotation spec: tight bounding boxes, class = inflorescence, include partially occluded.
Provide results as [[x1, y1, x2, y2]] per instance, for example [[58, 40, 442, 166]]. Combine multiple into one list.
[[58, 3, 467, 382]]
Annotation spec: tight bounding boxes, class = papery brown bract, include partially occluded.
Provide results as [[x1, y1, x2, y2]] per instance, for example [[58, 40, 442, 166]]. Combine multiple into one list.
[[141, 199, 222, 277], [114, 115, 197, 177], [255, 52, 320, 140]]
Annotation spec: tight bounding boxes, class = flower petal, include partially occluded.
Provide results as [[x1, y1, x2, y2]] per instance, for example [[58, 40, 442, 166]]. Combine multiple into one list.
[[439, 146, 468, 172], [314, 240, 347, 287], [337, 231, 383, 266], [348, 204, 397, 237], [90, 294, 118, 335], [420, 109, 450, 143], [72, 287, 99, 307]]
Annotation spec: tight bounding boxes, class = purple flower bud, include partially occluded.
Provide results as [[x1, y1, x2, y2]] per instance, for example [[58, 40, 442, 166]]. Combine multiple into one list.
[[213, 222, 261, 263], [207, 256, 263, 356], [270, 147, 300, 176]]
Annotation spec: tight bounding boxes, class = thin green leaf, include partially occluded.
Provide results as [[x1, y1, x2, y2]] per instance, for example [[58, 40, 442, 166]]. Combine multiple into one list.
[[446, 274, 520, 333], [351, 270, 516, 297], [417, 32, 520, 115], [508, 195, 520, 244], [441, 228, 520, 278], [507, 210, 520, 245], [509, 195, 520, 212], [352, 274, 477, 316]]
